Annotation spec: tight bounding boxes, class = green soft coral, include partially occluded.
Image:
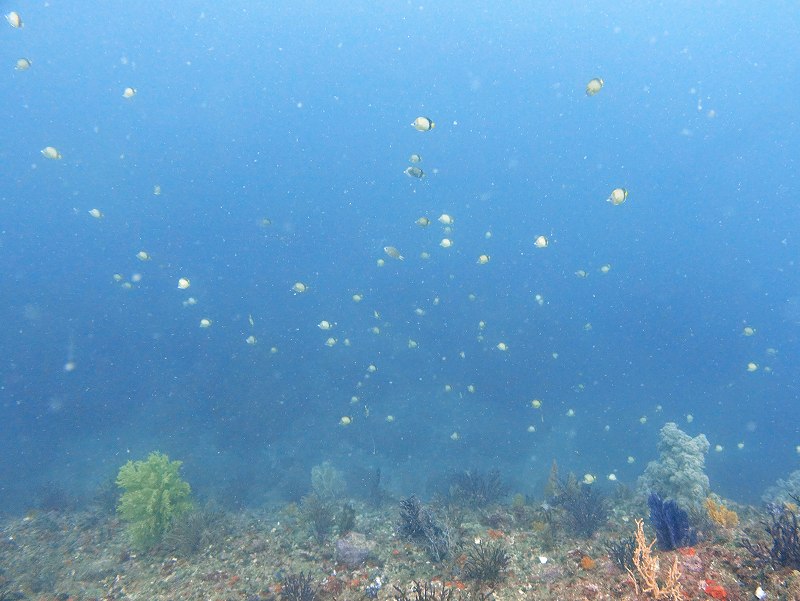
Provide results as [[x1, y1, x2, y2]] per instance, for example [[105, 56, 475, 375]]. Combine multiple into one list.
[[116, 451, 192, 550]]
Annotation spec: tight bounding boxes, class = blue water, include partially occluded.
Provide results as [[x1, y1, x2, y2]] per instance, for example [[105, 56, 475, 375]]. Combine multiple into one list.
[[1, 1, 798, 512]]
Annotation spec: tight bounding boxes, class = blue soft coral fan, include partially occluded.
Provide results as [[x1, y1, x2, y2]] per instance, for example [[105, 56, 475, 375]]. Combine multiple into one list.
[[648, 492, 697, 550]]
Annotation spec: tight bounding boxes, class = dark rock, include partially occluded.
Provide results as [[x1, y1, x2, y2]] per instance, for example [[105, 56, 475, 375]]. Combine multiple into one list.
[[335, 532, 375, 568]]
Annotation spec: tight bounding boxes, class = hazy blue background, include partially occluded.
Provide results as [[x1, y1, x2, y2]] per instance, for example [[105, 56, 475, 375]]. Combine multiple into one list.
[[1, 0, 798, 512]]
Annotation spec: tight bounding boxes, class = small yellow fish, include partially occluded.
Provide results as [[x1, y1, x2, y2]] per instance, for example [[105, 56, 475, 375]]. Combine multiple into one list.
[[411, 116, 435, 132], [607, 188, 628, 205], [41, 146, 62, 160], [585, 77, 604, 96], [384, 246, 404, 260]]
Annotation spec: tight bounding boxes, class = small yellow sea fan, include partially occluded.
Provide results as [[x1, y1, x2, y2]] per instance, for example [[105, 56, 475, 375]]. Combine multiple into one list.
[[705, 497, 739, 528]]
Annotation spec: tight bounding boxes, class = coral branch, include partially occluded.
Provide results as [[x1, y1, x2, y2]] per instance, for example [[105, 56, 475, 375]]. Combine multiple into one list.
[[627, 518, 683, 601]]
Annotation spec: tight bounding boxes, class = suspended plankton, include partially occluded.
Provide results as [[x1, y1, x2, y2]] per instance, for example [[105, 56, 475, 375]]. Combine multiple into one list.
[[496, 342, 509, 351], [439, 238, 453, 248], [534, 294, 544, 306], [438, 213, 454, 225], [607, 187, 628, 205], [15, 58, 31, 71], [199, 318, 212, 328], [88, 208, 103, 219], [177, 277, 191, 289], [384, 246, 404, 260], [182, 297, 197, 307], [317, 320, 333, 330], [585, 77, 604, 96], [404, 166, 425, 179], [416, 217, 430, 227], [477, 254, 490, 265], [136, 251, 151, 261], [122, 87, 137, 99], [292, 281, 308, 293], [420, 251, 431, 259], [409, 153, 422, 163], [533, 235, 548, 248], [5, 11, 22, 28], [742, 326, 756, 336], [411, 116, 435, 132], [41, 146, 62, 160]]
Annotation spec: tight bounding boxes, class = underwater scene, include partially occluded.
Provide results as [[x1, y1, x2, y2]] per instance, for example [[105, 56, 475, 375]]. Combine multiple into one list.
[[2, 1, 800, 600]]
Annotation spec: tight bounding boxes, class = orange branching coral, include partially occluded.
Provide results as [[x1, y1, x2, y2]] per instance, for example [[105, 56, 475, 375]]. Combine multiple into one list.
[[627, 518, 683, 601], [705, 497, 739, 528]]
